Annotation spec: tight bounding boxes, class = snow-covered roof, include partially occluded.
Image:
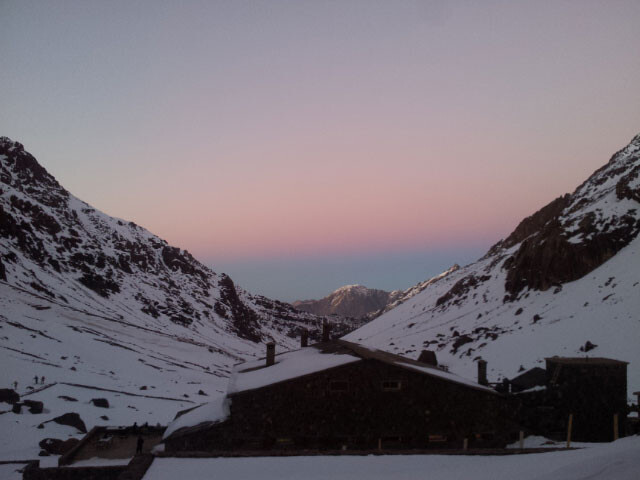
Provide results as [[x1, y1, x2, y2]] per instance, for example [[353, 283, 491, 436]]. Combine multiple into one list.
[[228, 340, 497, 395], [162, 395, 230, 440], [227, 344, 361, 395]]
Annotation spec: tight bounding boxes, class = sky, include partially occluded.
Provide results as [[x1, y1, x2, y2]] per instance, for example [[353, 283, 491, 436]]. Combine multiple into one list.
[[1, 1, 640, 301]]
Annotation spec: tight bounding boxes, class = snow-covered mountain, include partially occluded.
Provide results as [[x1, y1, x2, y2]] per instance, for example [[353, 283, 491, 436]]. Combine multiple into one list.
[[293, 284, 402, 319], [0, 137, 355, 460], [346, 133, 640, 398]]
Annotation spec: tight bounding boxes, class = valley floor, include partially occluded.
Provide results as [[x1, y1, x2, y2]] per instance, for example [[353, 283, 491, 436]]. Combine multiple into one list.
[[143, 436, 640, 480]]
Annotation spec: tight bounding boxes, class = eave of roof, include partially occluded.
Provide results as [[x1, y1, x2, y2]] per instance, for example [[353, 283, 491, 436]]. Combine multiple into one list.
[[545, 357, 629, 366]]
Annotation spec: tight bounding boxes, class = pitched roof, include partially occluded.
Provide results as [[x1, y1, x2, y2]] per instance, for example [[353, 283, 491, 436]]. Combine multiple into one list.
[[228, 339, 497, 395]]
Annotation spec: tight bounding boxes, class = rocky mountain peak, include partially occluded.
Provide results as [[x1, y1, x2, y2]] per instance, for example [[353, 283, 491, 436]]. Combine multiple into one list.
[[1, 138, 361, 354], [346, 133, 640, 393]]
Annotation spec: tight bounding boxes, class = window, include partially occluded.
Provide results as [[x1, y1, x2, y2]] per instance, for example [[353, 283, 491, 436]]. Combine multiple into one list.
[[329, 380, 348, 392], [382, 380, 402, 391]]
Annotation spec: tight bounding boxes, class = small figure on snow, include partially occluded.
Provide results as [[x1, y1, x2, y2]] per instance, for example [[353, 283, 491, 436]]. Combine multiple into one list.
[[136, 435, 144, 454], [13, 381, 18, 390], [41, 376, 45, 385], [33, 375, 38, 384]]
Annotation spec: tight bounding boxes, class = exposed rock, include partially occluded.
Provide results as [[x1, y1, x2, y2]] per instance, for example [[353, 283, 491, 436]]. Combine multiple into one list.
[[91, 398, 109, 408], [79, 272, 120, 298], [39, 437, 80, 455], [23, 399, 43, 414], [58, 395, 77, 402], [52, 412, 87, 433], [436, 275, 491, 307], [580, 340, 598, 352], [0, 388, 19, 404]]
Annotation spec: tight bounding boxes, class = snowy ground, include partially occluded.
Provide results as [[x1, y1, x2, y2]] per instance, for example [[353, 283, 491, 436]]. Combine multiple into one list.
[[144, 436, 640, 480], [0, 463, 27, 480], [0, 383, 195, 465]]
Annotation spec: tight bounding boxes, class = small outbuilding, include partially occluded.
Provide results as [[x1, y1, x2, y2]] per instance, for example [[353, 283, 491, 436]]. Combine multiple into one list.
[[512, 356, 628, 442]]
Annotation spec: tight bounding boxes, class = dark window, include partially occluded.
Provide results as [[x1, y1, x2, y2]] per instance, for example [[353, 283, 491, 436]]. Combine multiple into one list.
[[382, 380, 402, 391], [329, 381, 348, 392]]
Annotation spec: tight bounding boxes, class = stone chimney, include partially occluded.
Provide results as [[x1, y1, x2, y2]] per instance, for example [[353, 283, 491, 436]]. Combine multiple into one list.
[[301, 329, 309, 348], [418, 350, 438, 367], [266, 342, 275, 367], [322, 319, 331, 343], [477, 359, 488, 386]]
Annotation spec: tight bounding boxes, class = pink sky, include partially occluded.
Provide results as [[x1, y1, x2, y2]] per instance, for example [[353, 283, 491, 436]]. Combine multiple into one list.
[[2, 1, 640, 298]]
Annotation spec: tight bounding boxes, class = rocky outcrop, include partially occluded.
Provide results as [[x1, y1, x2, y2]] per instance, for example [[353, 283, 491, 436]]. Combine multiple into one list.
[[500, 134, 640, 298], [38, 437, 80, 455], [0, 388, 19, 404], [90, 398, 109, 408], [51, 413, 87, 433]]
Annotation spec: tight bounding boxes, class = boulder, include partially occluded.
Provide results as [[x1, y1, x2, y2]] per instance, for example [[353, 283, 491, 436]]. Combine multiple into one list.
[[39, 437, 80, 455], [12, 402, 22, 414], [100, 415, 109, 421], [198, 390, 207, 396], [23, 399, 44, 414], [58, 395, 78, 402], [0, 388, 19, 404], [52, 413, 87, 433], [38, 450, 50, 457], [91, 398, 109, 408]]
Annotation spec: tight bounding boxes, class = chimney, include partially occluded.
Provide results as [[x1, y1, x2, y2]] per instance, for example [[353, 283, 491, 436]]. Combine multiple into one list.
[[322, 319, 331, 343], [266, 342, 275, 366], [477, 359, 488, 386], [301, 329, 309, 348], [418, 350, 438, 367]]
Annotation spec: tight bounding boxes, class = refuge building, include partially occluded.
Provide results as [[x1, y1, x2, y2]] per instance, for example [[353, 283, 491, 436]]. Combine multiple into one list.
[[163, 338, 514, 452]]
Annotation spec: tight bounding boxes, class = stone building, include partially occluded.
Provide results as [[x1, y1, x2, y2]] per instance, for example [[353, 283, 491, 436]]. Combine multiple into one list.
[[164, 339, 514, 452], [512, 357, 628, 442]]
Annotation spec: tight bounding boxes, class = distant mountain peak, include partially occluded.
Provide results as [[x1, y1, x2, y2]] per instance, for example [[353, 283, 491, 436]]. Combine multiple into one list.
[[293, 284, 395, 319]]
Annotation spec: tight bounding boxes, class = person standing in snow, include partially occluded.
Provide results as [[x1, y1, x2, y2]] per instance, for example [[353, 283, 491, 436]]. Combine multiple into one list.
[[41, 376, 45, 384], [136, 435, 144, 454], [13, 381, 18, 390], [33, 375, 38, 384]]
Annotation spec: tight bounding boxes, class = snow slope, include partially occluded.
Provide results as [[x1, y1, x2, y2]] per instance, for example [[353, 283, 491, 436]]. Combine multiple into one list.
[[346, 133, 640, 397], [0, 137, 354, 461]]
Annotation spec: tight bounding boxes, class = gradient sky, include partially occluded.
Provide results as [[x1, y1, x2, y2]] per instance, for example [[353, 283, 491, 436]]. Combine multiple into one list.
[[2, 1, 640, 301]]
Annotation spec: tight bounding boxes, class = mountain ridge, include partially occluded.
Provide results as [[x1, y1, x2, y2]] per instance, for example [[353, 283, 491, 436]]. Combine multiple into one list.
[[346, 133, 640, 396], [293, 284, 402, 319]]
